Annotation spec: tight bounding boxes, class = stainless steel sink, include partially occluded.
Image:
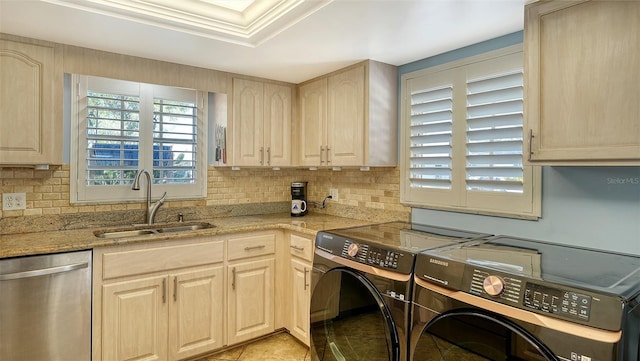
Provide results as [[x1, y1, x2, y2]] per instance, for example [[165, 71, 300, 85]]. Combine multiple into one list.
[[94, 229, 158, 238], [94, 222, 214, 239], [156, 224, 214, 233]]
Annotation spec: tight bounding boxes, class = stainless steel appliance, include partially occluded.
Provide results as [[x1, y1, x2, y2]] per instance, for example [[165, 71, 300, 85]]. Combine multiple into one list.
[[291, 181, 308, 217], [310, 222, 489, 361], [410, 236, 640, 361], [0, 250, 92, 361]]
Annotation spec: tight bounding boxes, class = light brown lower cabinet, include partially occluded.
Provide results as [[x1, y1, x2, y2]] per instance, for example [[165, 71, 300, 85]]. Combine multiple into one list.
[[289, 258, 311, 345], [227, 258, 275, 344], [227, 232, 276, 345], [287, 233, 313, 346], [102, 267, 224, 360], [94, 239, 225, 361], [94, 230, 309, 361]]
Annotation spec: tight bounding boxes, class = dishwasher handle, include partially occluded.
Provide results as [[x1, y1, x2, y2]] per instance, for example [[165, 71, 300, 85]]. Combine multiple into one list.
[[0, 262, 89, 281]]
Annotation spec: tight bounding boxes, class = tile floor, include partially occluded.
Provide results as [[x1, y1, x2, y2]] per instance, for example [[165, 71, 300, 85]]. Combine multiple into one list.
[[193, 332, 311, 361]]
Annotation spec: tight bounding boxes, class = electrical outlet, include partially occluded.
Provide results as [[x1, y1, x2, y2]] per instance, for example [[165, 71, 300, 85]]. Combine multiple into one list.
[[3, 193, 27, 211], [329, 188, 339, 202]]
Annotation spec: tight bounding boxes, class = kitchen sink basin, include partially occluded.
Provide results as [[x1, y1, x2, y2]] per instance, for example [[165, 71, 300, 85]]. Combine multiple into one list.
[[94, 222, 215, 239], [94, 229, 158, 238]]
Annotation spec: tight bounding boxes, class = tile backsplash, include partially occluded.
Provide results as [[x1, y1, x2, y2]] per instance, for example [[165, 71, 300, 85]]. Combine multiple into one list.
[[0, 165, 409, 230]]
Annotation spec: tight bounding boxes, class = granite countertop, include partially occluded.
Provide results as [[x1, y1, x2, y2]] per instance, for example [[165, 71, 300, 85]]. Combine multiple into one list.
[[0, 213, 373, 259]]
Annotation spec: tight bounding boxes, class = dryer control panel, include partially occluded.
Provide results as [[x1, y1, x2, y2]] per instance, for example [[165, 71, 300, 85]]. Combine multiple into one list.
[[468, 270, 594, 324], [523, 282, 592, 321], [341, 240, 404, 270], [314, 232, 415, 274]]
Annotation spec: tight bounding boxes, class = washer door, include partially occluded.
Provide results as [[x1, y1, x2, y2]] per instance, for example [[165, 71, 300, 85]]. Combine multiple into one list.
[[413, 309, 559, 361], [310, 268, 399, 361]]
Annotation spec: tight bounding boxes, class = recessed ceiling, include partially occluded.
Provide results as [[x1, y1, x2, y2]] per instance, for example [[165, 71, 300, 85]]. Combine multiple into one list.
[[39, 0, 333, 46], [0, 0, 526, 83]]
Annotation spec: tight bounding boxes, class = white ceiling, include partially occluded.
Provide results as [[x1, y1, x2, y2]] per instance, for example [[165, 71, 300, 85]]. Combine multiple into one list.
[[0, 0, 526, 84]]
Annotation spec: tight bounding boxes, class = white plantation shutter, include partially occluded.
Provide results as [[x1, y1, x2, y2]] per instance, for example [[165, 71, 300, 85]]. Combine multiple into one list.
[[401, 45, 540, 218], [153, 98, 197, 184], [85, 92, 140, 186], [409, 85, 453, 190], [465, 70, 524, 193], [72, 75, 207, 203]]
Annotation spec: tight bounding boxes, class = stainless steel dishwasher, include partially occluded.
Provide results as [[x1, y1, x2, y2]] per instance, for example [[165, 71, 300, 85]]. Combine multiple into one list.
[[0, 250, 92, 361]]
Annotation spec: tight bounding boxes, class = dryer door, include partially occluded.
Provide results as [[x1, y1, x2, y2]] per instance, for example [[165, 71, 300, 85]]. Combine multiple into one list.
[[411, 279, 622, 361], [412, 307, 558, 361], [310, 268, 400, 361]]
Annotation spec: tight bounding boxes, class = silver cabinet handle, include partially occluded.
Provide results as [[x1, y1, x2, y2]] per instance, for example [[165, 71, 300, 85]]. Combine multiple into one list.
[[266, 147, 271, 166], [173, 277, 177, 302], [320, 146, 325, 165], [244, 245, 266, 251], [232, 267, 236, 290], [304, 267, 309, 291], [528, 129, 534, 161], [326, 146, 331, 164], [290, 245, 304, 252], [260, 147, 264, 165], [0, 262, 88, 281], [162, 278, 167, 303]]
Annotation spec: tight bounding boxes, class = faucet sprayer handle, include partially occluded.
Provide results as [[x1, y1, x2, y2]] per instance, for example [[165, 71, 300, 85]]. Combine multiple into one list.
[[158, 192, 167, 204]]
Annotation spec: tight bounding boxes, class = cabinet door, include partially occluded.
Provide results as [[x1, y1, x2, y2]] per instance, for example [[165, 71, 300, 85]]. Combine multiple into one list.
[[0, 39, 62, 165], [299, 78, 327, 166], [264, 83, 292, 167], [102, 276, 168, 361], [169, 267, 224, 360], [289, 258, 311, 346], [232, 78, 264, 166], [525, 0, 640, 163], [328, 65, 365, 166], [227, 258, 275, 344]]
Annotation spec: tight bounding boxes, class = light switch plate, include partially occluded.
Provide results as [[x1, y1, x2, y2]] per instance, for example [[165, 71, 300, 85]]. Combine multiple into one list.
[[3, 193, 27, 211]]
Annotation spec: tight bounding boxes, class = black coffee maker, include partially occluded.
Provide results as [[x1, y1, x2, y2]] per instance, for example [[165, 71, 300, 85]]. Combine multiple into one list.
[[291, 181, 308, 217]]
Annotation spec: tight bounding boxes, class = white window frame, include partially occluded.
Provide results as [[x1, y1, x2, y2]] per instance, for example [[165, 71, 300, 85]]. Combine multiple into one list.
[[400, 45, 541, 219], [70, 75, 208, 204]]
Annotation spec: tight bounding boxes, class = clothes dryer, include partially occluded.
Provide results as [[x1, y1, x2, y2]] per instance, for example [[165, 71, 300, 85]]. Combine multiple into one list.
[[410, 236, 640, 361], [310, 222, 489, 361]]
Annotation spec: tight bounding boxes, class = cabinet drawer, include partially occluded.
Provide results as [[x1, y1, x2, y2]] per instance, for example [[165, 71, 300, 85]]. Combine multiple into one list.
[[289, 234, 313, 262], [102, 241, 224, 279], [228, 233, 276, 261]]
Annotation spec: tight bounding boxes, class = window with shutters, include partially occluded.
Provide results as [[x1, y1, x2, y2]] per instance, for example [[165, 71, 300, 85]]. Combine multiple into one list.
[[70, 75, 207, 203], [400, 45, 541, 219]]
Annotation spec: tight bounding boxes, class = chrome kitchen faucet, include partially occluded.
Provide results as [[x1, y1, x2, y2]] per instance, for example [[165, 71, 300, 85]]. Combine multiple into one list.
[[132, 169, 167, 225]]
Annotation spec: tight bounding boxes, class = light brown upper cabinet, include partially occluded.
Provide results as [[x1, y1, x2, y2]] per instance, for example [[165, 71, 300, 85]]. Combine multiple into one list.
[[231, 77, 293, 167], [298, 60, 398, 168], [524, 0, 640, 165], [0, 36, 62, 166]]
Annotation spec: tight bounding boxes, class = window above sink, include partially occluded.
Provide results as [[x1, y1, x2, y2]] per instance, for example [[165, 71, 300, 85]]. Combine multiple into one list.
[[70, 75, 209, 204]]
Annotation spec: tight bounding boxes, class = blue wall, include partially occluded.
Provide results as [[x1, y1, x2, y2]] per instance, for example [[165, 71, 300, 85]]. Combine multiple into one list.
[[399, 32, 640, 255]]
